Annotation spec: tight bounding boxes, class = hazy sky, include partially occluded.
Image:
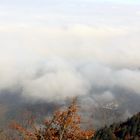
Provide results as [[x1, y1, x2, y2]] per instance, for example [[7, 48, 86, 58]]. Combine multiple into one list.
[[0, 0, 140, 101], [0, 0, 140, 27]]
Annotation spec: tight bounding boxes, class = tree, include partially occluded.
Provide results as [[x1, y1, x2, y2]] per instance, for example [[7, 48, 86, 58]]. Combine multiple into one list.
[[11, 99, 95, 140]]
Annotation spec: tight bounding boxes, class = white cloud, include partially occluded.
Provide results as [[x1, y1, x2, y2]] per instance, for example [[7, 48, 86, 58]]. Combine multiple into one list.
[[0, 0, 140, 102], [0, 30, 140, 101]]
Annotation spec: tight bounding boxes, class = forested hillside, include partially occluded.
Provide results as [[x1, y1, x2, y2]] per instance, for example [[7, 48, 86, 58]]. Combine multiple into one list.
[[93, 112, 140, 140]]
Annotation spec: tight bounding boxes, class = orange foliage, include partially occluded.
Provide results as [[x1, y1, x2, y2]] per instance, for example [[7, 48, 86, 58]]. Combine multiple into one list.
[[11, 99, 95, 140]]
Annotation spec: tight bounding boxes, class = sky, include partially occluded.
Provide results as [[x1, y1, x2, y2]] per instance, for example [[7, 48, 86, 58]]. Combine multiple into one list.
[[0, 0, 140, 103], [0, 0, 140, 27]]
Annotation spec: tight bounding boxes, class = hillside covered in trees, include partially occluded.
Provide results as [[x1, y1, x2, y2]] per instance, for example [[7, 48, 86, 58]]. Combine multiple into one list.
[[93, 112, 140, 140]]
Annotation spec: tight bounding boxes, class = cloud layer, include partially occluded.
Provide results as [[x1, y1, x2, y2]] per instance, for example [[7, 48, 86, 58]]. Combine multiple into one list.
[[0, 1, 140, 104], [0, 24, 140, 103]]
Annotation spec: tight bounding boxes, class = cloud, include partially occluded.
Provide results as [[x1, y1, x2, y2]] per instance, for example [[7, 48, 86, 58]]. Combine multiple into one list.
[[0, 24, 140, 103], [20, 58, 89, 101]]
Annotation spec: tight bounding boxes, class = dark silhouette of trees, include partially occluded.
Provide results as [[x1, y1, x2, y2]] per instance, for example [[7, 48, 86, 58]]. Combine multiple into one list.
[[93, 112, 140, 140]]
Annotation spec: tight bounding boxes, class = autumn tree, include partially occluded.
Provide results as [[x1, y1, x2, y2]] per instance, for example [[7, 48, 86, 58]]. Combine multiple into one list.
[[11, 98, 95, 140]]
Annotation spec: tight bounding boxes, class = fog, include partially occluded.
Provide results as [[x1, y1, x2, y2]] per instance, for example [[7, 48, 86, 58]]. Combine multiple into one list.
[[0, 26, 140, 105]]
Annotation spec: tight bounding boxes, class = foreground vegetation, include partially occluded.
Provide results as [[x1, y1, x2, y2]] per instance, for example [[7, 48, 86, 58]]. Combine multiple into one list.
[[0, 99, 140, 140], [7, 99, 94, 140]]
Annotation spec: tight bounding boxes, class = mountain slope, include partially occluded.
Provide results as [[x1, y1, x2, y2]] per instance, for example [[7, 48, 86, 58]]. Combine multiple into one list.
[[93, 112, 140, 140]]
